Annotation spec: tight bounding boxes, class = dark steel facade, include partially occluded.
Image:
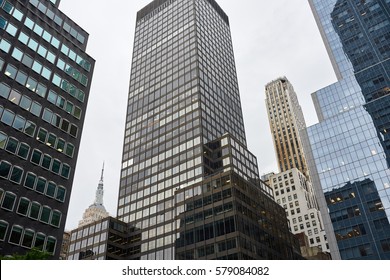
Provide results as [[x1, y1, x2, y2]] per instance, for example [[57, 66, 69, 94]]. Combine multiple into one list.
[[0, 0, 94, 258]]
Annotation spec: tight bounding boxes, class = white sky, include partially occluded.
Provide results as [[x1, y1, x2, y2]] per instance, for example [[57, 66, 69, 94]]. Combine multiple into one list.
[[60, 0, 337, 230]]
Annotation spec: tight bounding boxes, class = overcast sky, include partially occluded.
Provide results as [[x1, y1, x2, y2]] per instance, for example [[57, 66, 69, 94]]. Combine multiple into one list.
[[60, 0, 337, 230]]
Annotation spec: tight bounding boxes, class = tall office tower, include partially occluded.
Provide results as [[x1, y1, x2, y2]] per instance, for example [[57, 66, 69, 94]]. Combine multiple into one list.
[[265, 77, 329, 255], [306, 0, 390, 259], [78, 164, 109, 227], [0, 0, 95, 258], [118, 0, 302, 260], [265, 77, 309, 177]]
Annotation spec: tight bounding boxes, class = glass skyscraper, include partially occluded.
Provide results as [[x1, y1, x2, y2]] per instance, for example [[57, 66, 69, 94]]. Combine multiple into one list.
[[306, 0, 390, 259], [0, 0, 94, 258], [118, 0, 301, 260]]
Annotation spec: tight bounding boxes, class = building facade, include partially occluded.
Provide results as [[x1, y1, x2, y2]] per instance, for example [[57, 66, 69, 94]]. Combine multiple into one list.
[[306, 0, 390, 259], [0, 0, 94, 258], [175, 134, 302, 260], [269, 168, 328, 253], [66, 216, 141, 260], [78, 164, 109, 227], [117, 0, 301, 260], [265, 77, 309, 177]]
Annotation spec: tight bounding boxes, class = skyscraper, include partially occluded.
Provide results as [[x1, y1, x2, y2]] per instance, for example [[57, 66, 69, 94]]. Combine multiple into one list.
[[306, 0, 390, 259], [118, 0, 301, 260], [78, 164, 109, 227], [0, 0, 94, 258], [265, 77, 329, 255], [265, 77, 309, 177]]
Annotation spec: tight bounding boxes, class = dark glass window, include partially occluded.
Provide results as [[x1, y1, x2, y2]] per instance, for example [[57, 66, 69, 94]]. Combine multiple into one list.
[[21, 229, 34, 248], [40, 206, 51, 224], [29, 202, 41, 220], [46, 182, 56, 198], [0, 161, 11, 179], [45, 236, 56, 254], [9, 226, 23, 245], [17, 197, 30, 216], [10, 166, 23, 184], [5, 138, 18, 153], [51, 211, 61, 228], [34, 233, 45, 250], [24, 173, 36, 189], [35, 177, 47, 194], [0, 220, 8, 241], [56, 186, 66, 202]]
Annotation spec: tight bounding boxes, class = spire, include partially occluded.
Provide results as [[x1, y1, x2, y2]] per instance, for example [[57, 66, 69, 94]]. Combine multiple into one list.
[[100, 161, 104, 183], [94, 162, 104, 206]]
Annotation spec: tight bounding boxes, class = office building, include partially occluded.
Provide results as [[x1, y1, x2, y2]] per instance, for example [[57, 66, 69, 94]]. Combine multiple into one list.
[[265, 77, 309, 177], [0, 0, 95, 258], [175, 134, 302, 260], [78, 164, 109, 227], [265, 78, 329, 255], [269, 168, 328, 254], [117, 0, 302, 259], [66, 216, 141, 260], [306, 0, 390, 259]]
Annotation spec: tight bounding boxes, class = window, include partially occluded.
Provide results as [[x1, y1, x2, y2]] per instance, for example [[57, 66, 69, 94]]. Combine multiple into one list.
[[31, 149, 42, 165], [10, 166, 23, 184], [0, 161, 11, 179], [51, 211, 61, 228], [17, 143, 30, 159], [36, 177, 47, 194], [61, 164, 70, 179], [0, 83, 11, 99], [0, 132, 6, 149], [40, 206, 51, 224], [51, 159, 61, 174], [41, 154, 52, 169], [46, 182, 56, 198], [0, 220, 8, 241], [45, 236, 56, 254], [37, 128, 47, 143], [12, 115, 26, 131], [17, 197, 30, 216], [1, 109, 15, 126], [56, 186, 66, 202], [21, 229, 34, 248], [29, 202, 41, 220], [8, 225, 23, 245], [65, 144, 74, 157], [30, 102, 42, 117], [24, 121, 36, 136], [34, 232, 46, 250], [24, 172, 36, 189], [5, 138, 18, 153]]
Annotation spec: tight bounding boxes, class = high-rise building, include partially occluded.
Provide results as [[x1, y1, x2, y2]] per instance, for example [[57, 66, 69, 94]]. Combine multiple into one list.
[[118, 0, 302, 260], [306, 0, 390, 259], [78, 164, 109, 227], [265, 77, 309, 177], [0, 0, 94, 258], [265, 77, 329, 255], [268, 168, 328, 254]]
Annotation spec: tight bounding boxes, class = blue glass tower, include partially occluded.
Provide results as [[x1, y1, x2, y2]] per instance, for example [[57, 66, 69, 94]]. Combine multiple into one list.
[[306, 0, 390, 259]]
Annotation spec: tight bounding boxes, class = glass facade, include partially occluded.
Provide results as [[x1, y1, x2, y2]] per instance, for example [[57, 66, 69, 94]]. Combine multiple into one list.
[[307, 0, 390, 259], [67, 217, 141, 260], [0, 0, 94, 258], [118, 0, 301, 260]]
